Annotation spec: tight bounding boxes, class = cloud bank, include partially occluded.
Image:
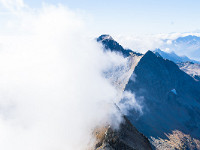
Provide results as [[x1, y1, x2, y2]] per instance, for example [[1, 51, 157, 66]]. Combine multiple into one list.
[[0, 2, 136, 150]]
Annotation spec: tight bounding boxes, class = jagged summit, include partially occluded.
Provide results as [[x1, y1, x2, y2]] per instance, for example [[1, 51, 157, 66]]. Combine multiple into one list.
[[97, 34, 143, 57], [95, 35, 200, 149], [125, 50, 200, 139], [97, 34, 114, 41]]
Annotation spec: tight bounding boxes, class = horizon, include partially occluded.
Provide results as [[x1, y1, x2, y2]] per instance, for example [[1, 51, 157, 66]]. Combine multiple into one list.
[[1, 0, 200, 61], [1, 0, 200, 36], [0, 1, 200, 150]]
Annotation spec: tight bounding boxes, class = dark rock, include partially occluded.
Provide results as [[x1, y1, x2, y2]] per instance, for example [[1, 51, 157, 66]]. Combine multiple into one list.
[[97, 35, 142, 57], [94, 116, 152, 150], [125, 50, 200, 139]]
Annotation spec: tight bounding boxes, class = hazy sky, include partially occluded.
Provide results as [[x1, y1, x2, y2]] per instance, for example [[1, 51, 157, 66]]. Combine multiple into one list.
[[18, 0, 200, 36], [0, 0, 200, 36]]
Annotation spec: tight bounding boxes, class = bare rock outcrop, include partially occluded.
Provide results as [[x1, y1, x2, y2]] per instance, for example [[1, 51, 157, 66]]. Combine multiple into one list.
[[93, 116, 152, 150]]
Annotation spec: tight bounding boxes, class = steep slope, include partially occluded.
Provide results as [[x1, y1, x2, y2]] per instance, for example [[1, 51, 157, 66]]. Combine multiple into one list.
[[93, 116, 152, 150], [153, 49, 200, 81], [151, 130, 200, 150], [97, 34, 143, 100], [91, 35, 152, 150], [97, 35, 200, 149], [124, 50, 200, 139], [177, 61, 200, 81]]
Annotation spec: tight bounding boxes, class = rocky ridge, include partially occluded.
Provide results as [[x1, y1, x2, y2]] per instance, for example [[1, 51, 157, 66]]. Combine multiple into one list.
[[93, 116, 152, 150], [177, 61, 200, 81], [151, 130, 200, 150], [96, 34, 200, 150], [91, 35, 152, 150]]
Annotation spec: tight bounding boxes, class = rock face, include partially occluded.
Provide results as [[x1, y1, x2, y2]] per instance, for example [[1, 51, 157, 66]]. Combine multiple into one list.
[[153, 49, 200, 81], [177, 61, 200, 81], [97, 34, 200, 149], [125, 50, 200, 139], [93, 116, 152, 150], [93, 35, 153, 150], [97, 35, 142, 57], [151, 130, 200, 150]]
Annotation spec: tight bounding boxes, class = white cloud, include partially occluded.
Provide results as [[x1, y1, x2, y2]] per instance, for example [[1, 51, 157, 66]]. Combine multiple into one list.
[[118, 91, 143, 116], [0, 0, 26, 11], [0, 3, 130, 150], [114, 34, 165, 53]]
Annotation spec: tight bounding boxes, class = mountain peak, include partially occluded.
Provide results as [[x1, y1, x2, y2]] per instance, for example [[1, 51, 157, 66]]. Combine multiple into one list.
[[143, 50, 157, 59], [97, 34, 143, 57], [97, 34, 114, 42], [125, 47, 200, 139]]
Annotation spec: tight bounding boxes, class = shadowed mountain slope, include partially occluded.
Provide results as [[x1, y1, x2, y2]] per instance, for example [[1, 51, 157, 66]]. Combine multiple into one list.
[[125, 50, 200, 139], [97, 34, 200, 149]]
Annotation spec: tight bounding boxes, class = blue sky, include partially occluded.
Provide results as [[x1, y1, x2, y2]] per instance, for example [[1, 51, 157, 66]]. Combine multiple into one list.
[[1, 0, 200, 37], [21, 0, 200, 36]]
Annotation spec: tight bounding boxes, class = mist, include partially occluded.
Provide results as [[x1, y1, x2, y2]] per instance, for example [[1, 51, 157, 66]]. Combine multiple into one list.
[[0, 2, 134, 150]]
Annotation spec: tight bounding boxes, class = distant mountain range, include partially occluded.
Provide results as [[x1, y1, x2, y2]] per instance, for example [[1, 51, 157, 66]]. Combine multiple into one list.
[[172, 35, 200, 50], [163, 35, 200, 60], [153, 48, 200, 64], [96, 34, 200, 150]]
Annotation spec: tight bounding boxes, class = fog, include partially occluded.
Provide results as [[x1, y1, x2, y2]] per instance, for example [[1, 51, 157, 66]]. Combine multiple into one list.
[[0, 2, 129, 150]]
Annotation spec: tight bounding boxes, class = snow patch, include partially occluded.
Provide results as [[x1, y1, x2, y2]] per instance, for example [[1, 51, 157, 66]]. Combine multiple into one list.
[[171, 89, 177, 95], [102, 35, 114, 41]]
